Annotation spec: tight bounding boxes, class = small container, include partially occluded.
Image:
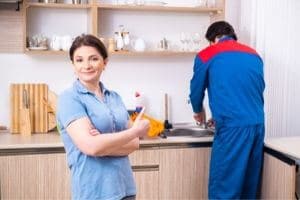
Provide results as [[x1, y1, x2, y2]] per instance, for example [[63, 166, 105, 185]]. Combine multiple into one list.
[[159, 38, 168, 50], [108, 38, 115, 53], [72, 0, 81, 4]]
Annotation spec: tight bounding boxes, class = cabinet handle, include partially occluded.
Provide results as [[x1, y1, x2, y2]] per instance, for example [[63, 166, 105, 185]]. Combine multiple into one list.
[[132, 164, 159, 172]]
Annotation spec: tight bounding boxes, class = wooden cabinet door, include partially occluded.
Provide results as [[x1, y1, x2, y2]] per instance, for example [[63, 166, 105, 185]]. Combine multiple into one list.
[[130, 148, 160, 200], [0, 153, 71, 200], [133, 169, 159, 200], [159, 147, 211, 200], [261, 152, 296, 199]]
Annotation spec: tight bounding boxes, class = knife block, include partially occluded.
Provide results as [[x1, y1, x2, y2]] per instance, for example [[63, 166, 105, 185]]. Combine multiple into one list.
[[10, 83, 57, 134]]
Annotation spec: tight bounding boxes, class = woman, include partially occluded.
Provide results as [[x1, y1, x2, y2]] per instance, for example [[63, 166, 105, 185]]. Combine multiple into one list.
[[57, 34, 149, 200]]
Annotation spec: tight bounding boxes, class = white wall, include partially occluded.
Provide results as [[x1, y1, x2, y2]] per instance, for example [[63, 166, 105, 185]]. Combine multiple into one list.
[[0, 0, 239, 127]]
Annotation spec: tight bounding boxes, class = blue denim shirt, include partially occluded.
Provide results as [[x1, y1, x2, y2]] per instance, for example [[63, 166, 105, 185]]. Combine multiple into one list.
[[57, 80, 136, 200]]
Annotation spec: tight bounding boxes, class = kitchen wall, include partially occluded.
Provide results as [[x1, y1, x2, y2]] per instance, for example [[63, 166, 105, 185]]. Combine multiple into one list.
[[0, 0, 239, 128]]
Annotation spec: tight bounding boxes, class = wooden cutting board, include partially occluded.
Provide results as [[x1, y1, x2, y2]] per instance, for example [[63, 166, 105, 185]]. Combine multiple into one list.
[[47, 90, 57, 131], [10, 83, 50, 133]]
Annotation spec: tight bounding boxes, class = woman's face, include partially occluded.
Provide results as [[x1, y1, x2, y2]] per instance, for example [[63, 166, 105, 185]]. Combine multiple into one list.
[[72, 45, 107, 84]]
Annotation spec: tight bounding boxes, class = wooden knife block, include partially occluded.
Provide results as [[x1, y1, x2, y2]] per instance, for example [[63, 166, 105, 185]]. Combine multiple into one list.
[[10, 83, 57, 134]]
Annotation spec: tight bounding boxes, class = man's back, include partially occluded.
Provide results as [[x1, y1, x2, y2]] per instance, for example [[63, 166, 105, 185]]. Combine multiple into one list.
[[199, 38, 265, 127]]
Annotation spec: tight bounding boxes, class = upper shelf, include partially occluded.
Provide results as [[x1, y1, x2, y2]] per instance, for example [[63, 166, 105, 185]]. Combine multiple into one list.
[[25, 2, 92, 8], [97, 4, 223, 13], [25, 2, 223, 13], [24, 49, 198, 56]]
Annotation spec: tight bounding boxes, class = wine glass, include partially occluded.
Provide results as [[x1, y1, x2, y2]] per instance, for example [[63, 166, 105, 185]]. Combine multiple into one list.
[[180, 32, 187, 51], [192, 33, 201, 51]]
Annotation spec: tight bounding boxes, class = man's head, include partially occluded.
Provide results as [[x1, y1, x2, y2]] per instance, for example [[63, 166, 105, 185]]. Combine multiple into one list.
[[205, 21, 237, 44]]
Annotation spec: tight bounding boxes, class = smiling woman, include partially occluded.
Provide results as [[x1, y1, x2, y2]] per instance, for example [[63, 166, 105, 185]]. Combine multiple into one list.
[[56, 34, 150, 200]]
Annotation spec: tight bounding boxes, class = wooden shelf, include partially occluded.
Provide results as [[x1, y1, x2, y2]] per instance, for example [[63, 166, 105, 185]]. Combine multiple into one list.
[[97, 4, 223, 13], [24, 49, 197, 56], [110, 50, 197, 56], [25, 49, 68, 55], [25, 2, 92, 9]]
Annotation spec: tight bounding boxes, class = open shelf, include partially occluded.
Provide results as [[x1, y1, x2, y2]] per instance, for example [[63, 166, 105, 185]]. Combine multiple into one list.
[[25, 2, 92, 9], [97, 4, 223, 13], [25, 49, 68, 55], [24, 49, 197, 56], [110, 50, 197, 56]]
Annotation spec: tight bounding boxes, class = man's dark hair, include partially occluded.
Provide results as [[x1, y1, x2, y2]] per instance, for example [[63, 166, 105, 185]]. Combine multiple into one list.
[[205, 21, 237, 42], [69, 34, 108, 62]]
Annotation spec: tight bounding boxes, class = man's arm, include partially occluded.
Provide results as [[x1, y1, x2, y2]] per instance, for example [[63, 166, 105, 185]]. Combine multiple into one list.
[[189, 55, 209, 113]]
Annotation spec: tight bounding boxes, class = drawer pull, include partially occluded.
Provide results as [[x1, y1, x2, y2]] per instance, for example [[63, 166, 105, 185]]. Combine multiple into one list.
[[132, 165, 159, 172]]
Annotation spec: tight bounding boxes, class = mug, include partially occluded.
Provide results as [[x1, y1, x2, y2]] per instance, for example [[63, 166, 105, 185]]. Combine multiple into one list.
[[61, 35, 73, 51], [50, 36, 61, 51], [132, 38, 146, 52]]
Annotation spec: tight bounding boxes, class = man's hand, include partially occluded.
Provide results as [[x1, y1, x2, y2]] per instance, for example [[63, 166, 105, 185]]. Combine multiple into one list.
[[193, 107, 206, 124], [207, 118, 215, 128]]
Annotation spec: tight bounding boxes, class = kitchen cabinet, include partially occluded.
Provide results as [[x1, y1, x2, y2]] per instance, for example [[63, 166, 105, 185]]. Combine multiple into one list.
[[129, 147, 160, 200], [0, 153, 71, 199], [261, 151, 296, 199], [23, 0, 225, 55], [159, 146, 211, 199], [130, 144, 212, 200], [0, 133, 214, 199], [261, 137, 300, 199]]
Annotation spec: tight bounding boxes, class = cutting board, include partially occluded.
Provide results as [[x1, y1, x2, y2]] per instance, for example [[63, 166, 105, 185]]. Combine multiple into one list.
[[10, 83, 57, 134], [47, 90, 57, 131]]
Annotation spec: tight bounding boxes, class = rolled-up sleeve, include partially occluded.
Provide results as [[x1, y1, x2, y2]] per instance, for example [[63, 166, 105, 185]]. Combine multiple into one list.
[[57, 91, 88, 130]]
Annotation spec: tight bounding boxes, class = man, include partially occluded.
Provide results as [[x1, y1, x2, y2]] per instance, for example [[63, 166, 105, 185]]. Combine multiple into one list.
[[189, 21, 265, 199]]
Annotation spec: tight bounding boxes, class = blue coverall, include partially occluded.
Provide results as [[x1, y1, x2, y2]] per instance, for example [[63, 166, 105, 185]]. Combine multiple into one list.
[[190, 36, 265, 199]]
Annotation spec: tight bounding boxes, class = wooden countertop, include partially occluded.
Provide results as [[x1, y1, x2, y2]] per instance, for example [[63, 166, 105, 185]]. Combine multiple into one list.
[[264, 136, 300, 161], [0, 131, 213, 150]]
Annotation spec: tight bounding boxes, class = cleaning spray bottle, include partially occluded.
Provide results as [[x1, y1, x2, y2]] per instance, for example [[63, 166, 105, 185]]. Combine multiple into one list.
[[135, 91, 144, 113]]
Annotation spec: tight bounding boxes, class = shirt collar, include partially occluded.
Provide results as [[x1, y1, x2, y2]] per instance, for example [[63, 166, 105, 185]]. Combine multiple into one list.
[[74, 79, 110, 95], [218, 36, 235, 43]]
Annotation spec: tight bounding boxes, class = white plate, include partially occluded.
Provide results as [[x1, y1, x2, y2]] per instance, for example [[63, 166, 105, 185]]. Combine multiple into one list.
[[28, 46, 48, 50]]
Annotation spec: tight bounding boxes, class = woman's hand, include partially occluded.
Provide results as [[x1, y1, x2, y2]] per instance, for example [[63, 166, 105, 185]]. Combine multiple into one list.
[[132, 107, 150, 138], [89, 128, 100, 136]]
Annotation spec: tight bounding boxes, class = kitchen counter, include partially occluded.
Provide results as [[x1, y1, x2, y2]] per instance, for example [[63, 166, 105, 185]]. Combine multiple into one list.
[[264, 136, 300, 161], [0, 131, 213, 152]]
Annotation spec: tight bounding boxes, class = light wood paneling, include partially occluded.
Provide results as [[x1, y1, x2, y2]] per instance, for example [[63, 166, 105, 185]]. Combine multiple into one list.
[[0, 9, 23, 53], [0, 153, 71, 200], [159, 147, 211, 200], [129, 148, 159, 166], [134, 170, 159, 200], [261, 152, 296, 199], [130, 148, 160, 199]]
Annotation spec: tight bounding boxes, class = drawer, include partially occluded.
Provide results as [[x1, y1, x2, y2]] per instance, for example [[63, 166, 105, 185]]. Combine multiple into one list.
[[129, 148, 159, 166]]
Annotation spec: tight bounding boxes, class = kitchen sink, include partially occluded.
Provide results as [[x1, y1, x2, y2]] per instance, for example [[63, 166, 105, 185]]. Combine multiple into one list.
[[162, 123, 214, 137]]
